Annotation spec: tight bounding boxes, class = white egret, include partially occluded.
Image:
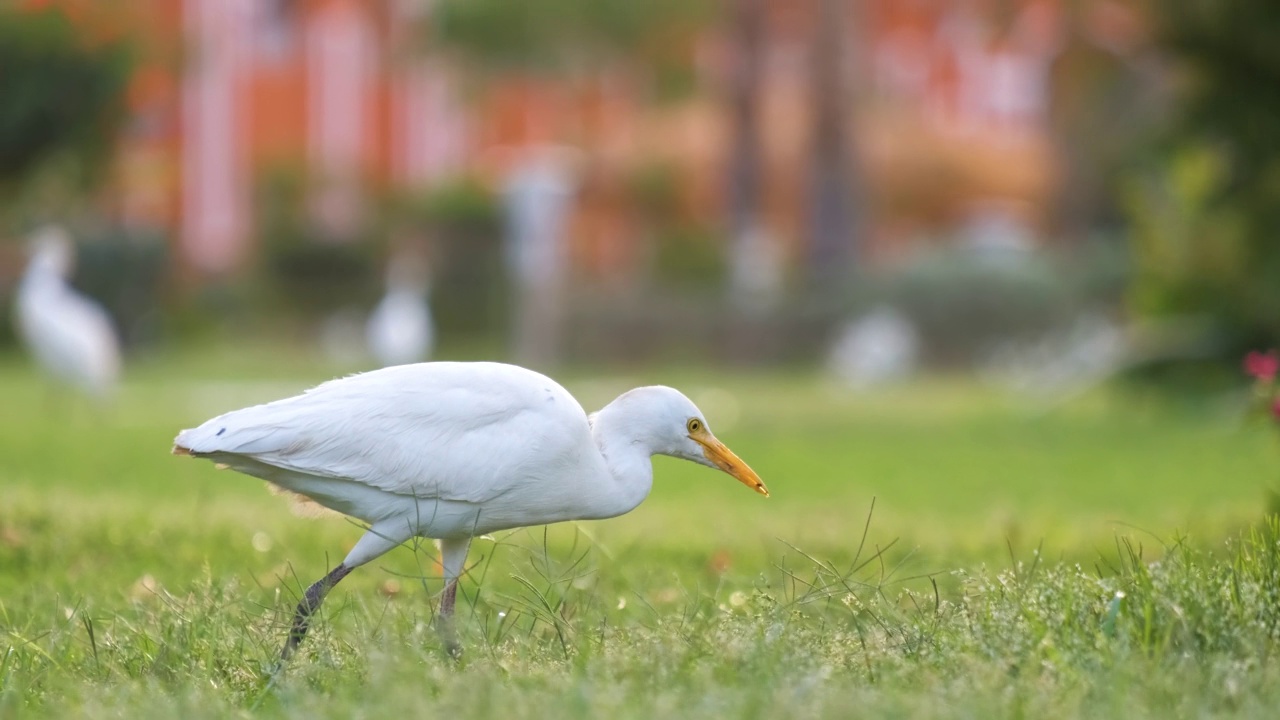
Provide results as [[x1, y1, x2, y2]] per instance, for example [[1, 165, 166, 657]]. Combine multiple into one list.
[[366, 256, 434, 367], [828, 305, 920, 388], [13, 226, 121, 398], [172, 362, 768, 659]]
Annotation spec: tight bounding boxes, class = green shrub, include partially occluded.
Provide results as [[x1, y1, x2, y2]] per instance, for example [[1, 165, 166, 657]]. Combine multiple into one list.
[[71, 226, 168, 348], [393, 179, 506, 340], [254, 168, 384, 322], [432, 0, 711, 76], [1129, 0, 1280, 353], [854, 244, 1127, 366], [0, 6, 131, 188], [652, 224, 727, 293]]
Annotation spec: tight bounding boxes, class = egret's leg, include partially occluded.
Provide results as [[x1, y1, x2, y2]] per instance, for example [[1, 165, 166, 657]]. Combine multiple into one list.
[[440, 580, 459, 618], [436, 537, 471, 657], [278, 522, 411, 663], [280, 563, 352, 661], [438, 537, 471, 618]]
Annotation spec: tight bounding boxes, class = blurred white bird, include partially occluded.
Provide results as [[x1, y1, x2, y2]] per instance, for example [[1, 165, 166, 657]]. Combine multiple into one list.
[[13, 226, 120, 398], [828, 305, 920, 388], [172, 362, 767, 660], [366, 256, 434, 367]]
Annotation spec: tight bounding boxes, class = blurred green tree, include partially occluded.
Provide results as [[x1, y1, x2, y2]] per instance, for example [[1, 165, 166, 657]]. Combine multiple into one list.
[[0, 6, 131, 190], [254, 166, 385, 321], [1131, 0, 1280, 350], [429, 0, 723, 301], [391, 178, 506, 340], [430, 0, 710, 81], [805, 0, 863, 289]]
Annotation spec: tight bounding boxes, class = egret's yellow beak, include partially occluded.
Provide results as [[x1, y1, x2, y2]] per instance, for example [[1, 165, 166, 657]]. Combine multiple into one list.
[[691, 431, 769, 497]]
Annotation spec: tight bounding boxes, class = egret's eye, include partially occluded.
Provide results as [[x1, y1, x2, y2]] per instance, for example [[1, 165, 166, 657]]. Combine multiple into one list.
[[687, 418, 703, 434]]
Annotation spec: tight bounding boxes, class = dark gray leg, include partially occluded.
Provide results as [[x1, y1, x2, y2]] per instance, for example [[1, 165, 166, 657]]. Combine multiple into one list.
[[440, 579, 459, 619], [437, 537, 470, 659], [438, 578, 462, 660], [280, 563, 353, 661]]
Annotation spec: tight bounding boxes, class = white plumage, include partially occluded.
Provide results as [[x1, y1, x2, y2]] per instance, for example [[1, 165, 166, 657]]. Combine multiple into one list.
[[828, 305, 920, 388], [365, 285, 434, 367], [366, 256, 434, 367], [173, 361, 767, 659], [14, 226, 120, 397]]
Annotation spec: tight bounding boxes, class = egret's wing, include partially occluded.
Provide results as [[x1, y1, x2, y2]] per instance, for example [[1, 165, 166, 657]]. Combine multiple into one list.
[[176, 363, 589, 504], [56, 293, 121, 387], [16, 283, 119, 390]]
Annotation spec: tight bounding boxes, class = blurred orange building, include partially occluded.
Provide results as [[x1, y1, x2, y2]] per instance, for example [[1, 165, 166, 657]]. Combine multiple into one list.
[[30, 0, 1141, 278]]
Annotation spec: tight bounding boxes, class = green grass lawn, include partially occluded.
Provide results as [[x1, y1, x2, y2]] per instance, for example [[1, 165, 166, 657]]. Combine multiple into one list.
[[2, 346, 1279, 718]]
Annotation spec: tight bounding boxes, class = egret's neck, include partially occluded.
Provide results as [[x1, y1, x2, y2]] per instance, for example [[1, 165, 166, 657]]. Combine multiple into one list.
[[19, 268, 64, 298], [388, 285, 426, 299], [587, 404, 656, 519]]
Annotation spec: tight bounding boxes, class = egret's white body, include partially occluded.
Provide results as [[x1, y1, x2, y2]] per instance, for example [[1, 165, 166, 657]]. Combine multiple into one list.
[[173, 361, 766, 659], [366, 253, 434, 367], [828, 305, 920, 388], [14, 227, 120, 397], [365, 285, 434, 367]]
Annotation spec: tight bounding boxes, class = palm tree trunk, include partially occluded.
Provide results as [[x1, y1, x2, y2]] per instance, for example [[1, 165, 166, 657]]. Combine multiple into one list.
[[727, 0, 764, 257], [806, 0, 862, 288]]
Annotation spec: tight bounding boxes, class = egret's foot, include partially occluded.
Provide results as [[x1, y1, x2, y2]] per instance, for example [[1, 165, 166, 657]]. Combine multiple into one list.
[[444, 636, 463, 661], [263, 657, 289, 680], [249, 662, 287, 711], [434, 614, 463, 660]]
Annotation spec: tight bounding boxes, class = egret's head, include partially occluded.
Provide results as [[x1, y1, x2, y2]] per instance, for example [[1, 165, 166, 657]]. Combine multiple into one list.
[[606, 386, 769, 497], [25, 225, 74, 279]]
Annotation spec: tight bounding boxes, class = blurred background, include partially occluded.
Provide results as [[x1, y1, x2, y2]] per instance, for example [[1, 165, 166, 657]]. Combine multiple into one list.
[[2, 0, 1280, 557], [8, 4, 1280, 708], [4, 0, 1273, 375]]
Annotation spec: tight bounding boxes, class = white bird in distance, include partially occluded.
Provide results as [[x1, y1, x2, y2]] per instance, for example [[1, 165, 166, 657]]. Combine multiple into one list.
[[14, 226, 120, 398], [366, 254, 434, 367], [173, 362, 768, 660]]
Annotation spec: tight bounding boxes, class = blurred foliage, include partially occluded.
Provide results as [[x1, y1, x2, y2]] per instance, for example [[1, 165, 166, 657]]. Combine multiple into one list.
[[431, 0, 712, 83], [254, 168, 384, 321], [652, 224, 727, 293], [392, 178, 506, 339], [1131, 0, 1280, 351], [0, 6, 131, 190], [568, 241, 1123, 368], [567, 290, 835, 365], [627, 161, 683, 219], [72, 226, 168, 348], [626, 161, 727, 293], [397, 177, 501, 230], [879, 250, 1071, 365], [853, 244, 1128, 366], [1047, 17, 1158, 240]]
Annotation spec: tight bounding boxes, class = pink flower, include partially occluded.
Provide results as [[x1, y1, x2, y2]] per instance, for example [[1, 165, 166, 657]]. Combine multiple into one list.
[[1245, 350, 1280, 381], [1271, 397, 1280, 421]]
